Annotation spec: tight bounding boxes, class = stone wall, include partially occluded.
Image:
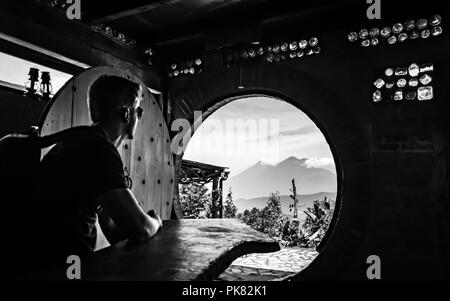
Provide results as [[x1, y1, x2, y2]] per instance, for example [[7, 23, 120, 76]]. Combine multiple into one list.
[[168, 27, 450, 280]]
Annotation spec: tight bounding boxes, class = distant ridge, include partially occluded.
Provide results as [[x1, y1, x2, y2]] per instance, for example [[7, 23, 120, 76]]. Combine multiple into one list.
[[224, 156, 337, 200], [234, 192, 337, 219]]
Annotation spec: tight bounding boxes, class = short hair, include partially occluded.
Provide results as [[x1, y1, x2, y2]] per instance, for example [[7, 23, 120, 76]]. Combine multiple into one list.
[[88, 75, 141, 123]]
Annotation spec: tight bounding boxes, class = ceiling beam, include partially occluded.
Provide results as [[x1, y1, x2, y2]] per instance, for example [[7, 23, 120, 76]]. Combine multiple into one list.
[[0, 2, 160, 89], [0, 33, 87, 75]]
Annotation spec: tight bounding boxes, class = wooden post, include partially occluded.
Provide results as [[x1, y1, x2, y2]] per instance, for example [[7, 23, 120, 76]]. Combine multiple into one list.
[[212, 178, 219, 218], [171, 154, 183, 219], [219, 177, 224, 218]]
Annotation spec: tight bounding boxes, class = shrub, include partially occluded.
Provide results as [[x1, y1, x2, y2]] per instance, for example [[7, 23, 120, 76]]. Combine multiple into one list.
[[239, 192, 335, 248]]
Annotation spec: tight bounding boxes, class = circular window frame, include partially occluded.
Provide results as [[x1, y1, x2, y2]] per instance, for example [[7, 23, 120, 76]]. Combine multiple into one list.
[[169, 64, 370, 279]]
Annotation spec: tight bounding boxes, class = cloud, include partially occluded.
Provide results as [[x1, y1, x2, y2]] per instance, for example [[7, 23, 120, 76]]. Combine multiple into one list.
[[279, 125, 318, 137], [305, 157, 336, 172], [238, 125, 318, 144]]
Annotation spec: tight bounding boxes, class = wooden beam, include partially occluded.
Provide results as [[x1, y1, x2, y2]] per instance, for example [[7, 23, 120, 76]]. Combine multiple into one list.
[[0, 2, 160, 90], [0, 33, 88, 75], [86, 0, 173, 24]]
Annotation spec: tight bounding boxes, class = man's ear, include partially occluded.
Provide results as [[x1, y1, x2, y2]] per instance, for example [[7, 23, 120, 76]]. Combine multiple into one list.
[[121, 108, 131, 123]]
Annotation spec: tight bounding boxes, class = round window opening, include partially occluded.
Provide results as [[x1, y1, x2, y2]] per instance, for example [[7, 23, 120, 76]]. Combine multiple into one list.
[[179, 95, 339, 280]]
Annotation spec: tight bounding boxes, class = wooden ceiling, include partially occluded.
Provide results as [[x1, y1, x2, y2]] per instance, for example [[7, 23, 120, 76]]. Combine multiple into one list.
[[83, 0, 351, 45], [1, 0, 447, 84], [80, 0, 447, 50]]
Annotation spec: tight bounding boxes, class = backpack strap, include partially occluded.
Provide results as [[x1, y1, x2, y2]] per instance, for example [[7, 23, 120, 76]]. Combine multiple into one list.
[[36, 126, 93, 149]]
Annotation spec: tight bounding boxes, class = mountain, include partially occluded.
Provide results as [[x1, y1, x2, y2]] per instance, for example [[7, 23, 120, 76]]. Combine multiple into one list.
[[233, 192, 337, 220], [223, 156, 337, 200]]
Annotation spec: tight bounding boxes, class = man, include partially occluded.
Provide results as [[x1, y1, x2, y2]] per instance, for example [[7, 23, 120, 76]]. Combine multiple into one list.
[[33, 75, 162, 270]]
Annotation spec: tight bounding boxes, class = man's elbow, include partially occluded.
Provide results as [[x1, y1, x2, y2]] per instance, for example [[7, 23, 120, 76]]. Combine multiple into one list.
[[133, 228, 153, 242], [132, 222, 158, 242]]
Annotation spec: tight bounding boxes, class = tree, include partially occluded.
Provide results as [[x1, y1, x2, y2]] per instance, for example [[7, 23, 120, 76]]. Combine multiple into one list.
[[265, 191, 282, 217], [239, 191, 285, 238], [223, 187, 238, 218], [261, 191, 284, 237], [179, 183, 211, 218], [242, 207, 260, 227]]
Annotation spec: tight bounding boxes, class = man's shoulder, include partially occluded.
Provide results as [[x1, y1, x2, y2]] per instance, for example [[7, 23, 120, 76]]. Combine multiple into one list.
[[68, 126, 109, 143], [45, 126, 119, 160]]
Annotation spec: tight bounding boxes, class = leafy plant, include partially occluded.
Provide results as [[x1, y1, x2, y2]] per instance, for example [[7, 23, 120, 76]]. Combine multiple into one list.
[[282, 197, 334, 247]]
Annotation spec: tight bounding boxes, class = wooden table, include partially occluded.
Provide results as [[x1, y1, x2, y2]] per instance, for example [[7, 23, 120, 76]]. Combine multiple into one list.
[[29, 219, 280, 281]]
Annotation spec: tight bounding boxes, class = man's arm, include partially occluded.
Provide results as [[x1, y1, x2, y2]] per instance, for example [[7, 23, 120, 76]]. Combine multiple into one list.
[[98, 188, 162, 243], [98, 209, 126, 244]]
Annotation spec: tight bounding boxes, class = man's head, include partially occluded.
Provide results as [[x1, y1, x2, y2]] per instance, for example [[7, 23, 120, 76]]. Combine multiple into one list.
[[88, 75, 143, 140]]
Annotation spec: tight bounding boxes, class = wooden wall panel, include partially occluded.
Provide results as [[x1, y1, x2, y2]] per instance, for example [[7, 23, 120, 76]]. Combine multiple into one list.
[[40, 79, 74, 156]]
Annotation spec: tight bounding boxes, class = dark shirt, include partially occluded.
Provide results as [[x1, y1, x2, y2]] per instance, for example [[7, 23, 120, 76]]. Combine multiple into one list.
[[34, 125, 127, 265]]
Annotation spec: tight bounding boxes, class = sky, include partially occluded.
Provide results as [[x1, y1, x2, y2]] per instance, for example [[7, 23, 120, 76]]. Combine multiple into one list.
[[183, 96, 336, 179], [0, 52, 72, 92]]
